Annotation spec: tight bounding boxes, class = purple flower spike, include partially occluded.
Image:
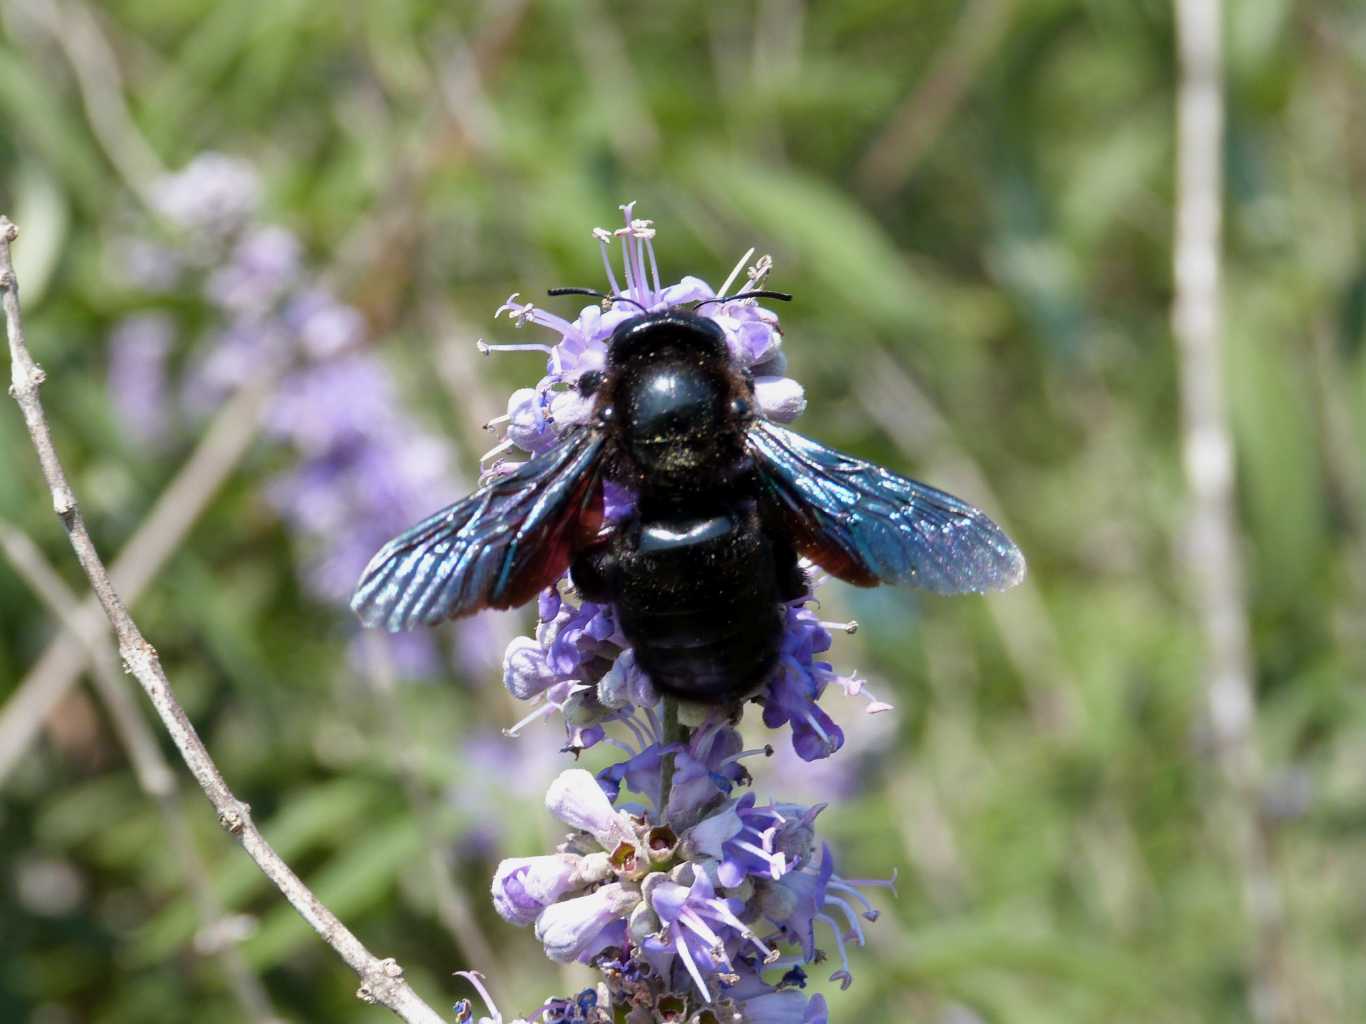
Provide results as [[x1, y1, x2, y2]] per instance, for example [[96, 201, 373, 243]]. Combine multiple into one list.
[[460, 204, 897, 1017], [107, 314, 175, 446]]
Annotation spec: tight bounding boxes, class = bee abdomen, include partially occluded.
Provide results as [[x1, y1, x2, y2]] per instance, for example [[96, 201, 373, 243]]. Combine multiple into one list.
[[611, 504, 787, 703], [628, 604, 784, 703]]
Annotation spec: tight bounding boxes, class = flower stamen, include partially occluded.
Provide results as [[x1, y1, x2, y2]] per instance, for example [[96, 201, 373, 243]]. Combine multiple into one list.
[[716, 247, 755, 299]]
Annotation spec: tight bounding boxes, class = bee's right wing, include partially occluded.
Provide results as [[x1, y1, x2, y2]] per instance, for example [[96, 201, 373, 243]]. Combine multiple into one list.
[[351, 428, 605, 630], [748, 419, 1024, 594]]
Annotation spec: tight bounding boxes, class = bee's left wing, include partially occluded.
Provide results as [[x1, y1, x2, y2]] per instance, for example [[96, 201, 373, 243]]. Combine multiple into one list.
[[352, 428, 605, 631], [748, 420, 1024, 594]]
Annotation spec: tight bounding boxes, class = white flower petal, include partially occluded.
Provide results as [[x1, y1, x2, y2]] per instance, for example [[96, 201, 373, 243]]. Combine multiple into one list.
[[545, 768, 636, 848], [533, 882, 639, 962]]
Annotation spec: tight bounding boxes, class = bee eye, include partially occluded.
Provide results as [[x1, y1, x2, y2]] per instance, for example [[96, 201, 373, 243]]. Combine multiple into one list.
[[578, 370, 604, 397], [731, 397, 752, 418]]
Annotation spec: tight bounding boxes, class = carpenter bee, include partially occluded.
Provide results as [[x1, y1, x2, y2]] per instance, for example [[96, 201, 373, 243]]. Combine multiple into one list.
[[351, 289, 1024, 704]]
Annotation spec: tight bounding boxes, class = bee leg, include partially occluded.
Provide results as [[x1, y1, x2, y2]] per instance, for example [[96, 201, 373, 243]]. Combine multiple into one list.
[[570, 540, 618, 603]]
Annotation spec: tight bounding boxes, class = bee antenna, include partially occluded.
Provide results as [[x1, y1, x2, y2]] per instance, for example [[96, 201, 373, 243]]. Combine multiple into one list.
[[547, 287, 649, 313], [692, 290, 793, 311]]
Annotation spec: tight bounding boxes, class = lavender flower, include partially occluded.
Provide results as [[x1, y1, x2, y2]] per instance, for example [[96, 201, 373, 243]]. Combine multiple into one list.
[[109, 153, 503, 680], [151, 152, 261, 242], [640, 865, 777, 1002], [107, 313, 175, 447], [492, 853, 612, 926]]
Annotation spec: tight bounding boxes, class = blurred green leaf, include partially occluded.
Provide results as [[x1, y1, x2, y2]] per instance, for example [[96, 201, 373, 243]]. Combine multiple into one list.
[[683, 150, 946, 335], [9, 162, 70, 306], [241, 816, 423, 969], [132, 778, 383, 963]]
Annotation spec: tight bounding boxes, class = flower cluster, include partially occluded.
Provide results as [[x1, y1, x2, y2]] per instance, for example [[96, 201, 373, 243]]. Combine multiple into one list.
[[488, 746, 892, 1021], [479, 207, 897, 1021], [106, 153, 496, 677]]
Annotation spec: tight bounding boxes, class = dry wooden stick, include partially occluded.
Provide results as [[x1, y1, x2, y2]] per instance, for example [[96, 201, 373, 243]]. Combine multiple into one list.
[[1, 216, 446, 1024], [1170, 3, 1295, 1021]]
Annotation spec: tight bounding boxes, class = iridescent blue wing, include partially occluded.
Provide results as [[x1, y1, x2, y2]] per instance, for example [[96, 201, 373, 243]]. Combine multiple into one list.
[[748, 420, 1024, 594], [351, 429, 605, 630]]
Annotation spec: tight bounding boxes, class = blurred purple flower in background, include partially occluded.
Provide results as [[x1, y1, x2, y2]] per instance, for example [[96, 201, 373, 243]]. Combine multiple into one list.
[[106, 153, 499, 679], [151, 152, 262, 243], [107, 313, 175, 447]]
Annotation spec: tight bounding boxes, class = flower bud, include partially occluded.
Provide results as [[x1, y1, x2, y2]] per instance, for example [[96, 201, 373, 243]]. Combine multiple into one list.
[[545, 768, 637, 849], [627, 900, 661, 944], [502, 636, 556, 700], [534, 882, 639, 962], [491, 854, 581, 926], [754, 375, 807, 423], [505, 388, 554, 453]]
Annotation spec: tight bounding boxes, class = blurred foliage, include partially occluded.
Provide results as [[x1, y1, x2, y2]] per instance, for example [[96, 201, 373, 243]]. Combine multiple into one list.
[[1, 1, 1365, 1022]]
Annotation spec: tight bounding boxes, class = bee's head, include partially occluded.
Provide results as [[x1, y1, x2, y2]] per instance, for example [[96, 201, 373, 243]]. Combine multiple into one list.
[[595, 313, 734, 487], [604, 309, 729, 369], [545, 287, 790, 493]]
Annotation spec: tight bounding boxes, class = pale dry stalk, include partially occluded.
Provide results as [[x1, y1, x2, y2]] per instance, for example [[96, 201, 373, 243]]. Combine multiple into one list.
[[1171, 3, 1297, 1021]]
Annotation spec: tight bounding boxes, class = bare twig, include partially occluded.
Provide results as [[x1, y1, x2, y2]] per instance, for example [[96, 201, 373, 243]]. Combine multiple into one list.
[[855, 0, 1015, 197], [0, 519, 281, 1022], [0, 368, 274, 787], [13, 0, 166, 205], [1170, 5, 1295, 1022], [1, 216, 446, 1024]]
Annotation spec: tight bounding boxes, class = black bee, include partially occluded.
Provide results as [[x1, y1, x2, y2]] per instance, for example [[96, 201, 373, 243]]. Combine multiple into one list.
[[351, 288, 1024, 704]]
